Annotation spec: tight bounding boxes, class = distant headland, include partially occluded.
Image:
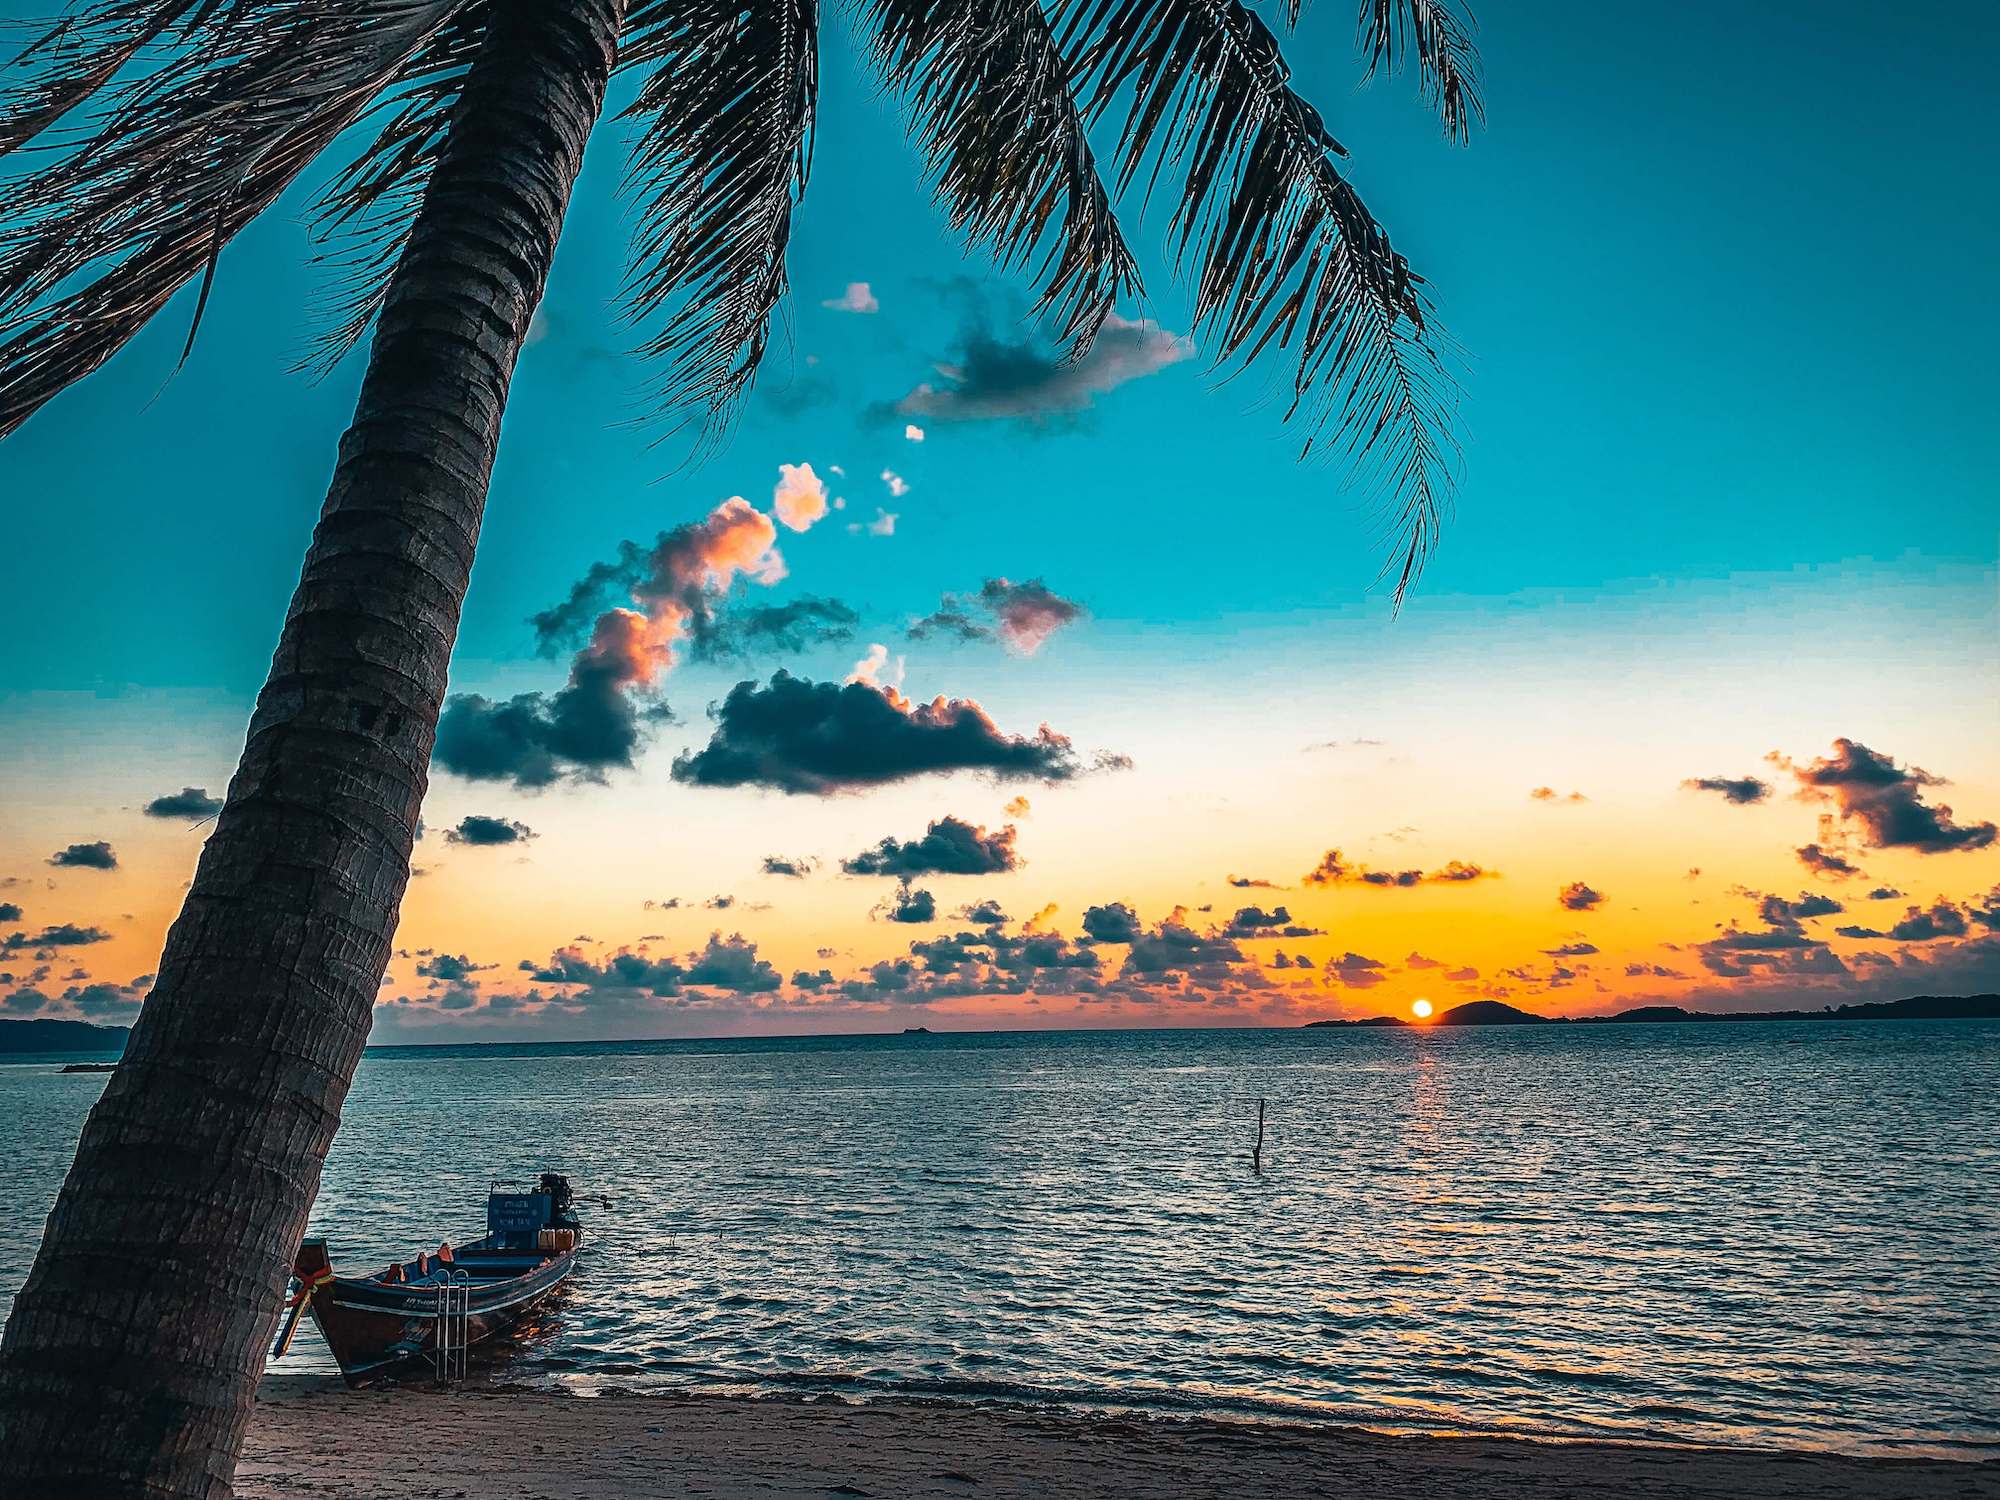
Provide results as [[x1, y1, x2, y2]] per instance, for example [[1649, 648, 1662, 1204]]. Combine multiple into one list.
[[0, 1017, 130, 1054], [1304, 994, 1999, 1028]]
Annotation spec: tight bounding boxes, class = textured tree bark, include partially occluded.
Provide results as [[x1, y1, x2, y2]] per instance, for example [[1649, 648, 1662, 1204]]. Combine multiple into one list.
[[0, 3, 623, 1495]]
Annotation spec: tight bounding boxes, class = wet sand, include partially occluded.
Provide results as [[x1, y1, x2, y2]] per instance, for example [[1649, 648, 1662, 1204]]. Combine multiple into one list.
[[239, 1381, 1994, 1498]]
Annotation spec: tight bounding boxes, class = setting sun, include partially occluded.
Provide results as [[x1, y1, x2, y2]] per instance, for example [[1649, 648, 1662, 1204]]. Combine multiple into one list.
[[1412, 999, 1435, 1020]]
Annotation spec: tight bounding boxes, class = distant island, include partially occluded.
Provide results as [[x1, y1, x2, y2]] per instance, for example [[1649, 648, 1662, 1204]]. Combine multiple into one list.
[[0, 1018, 131, 1054], [1305, 994, 1999, 1028]]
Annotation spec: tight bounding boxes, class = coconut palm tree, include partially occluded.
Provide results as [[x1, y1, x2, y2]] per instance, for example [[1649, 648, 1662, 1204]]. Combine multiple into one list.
[[0, 0, 1478, 1492]]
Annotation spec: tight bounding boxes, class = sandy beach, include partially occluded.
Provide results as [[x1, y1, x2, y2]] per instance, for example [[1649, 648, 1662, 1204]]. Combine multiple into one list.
[[237, 1382, 1994, 1499]]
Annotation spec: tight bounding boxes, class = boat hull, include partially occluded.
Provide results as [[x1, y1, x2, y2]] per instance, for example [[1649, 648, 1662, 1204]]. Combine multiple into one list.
[[296, 1244, 578, 1385]]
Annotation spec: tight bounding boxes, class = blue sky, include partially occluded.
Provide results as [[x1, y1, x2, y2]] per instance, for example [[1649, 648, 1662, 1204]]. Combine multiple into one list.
[[1, 0, 1995, 1036]]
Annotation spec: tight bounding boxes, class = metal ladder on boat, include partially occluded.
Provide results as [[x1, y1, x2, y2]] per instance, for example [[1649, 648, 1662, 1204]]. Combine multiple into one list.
[[433, 1270, 470, 1386]]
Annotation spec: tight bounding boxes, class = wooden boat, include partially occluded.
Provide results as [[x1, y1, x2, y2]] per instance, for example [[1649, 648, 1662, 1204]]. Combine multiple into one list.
[[275, 1172, 587, 1384]]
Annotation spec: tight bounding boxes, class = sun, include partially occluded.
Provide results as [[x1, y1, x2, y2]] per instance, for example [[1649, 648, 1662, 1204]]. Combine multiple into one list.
[[1411, 998, 1434, 1020]]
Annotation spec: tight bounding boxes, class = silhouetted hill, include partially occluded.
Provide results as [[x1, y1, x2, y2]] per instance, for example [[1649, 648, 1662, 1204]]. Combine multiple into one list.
[[1307, 994, 2000, 1028], [1436, 1000, 1547, 1026], [0, 1018, 130, 1054]]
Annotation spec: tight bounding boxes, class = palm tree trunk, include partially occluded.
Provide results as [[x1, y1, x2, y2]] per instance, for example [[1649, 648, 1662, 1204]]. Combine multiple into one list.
[[0, 3, 623, 1494]]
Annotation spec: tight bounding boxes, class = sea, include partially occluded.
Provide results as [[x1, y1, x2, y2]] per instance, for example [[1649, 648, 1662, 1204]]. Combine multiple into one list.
[[3, 1021, 1996, 1458]]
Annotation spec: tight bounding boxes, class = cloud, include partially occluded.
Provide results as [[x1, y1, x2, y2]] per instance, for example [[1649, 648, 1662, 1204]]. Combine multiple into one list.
[[143, 787, 223, 819], [904, 424, 925, 442], [1530, 787, 1588, 804], [909, 578, 1085, 655], [958, 899, 1008, 925], [1081, 902, 1142, 944], [1784, 738, 1996, 853], [3, 923, 113, 951], [1542, 942, 1599, 957], [48, 842, 117, 870], [671, 671, 1114, 795], [1795, 843, 1864, 880], [1886, 902, 1968, 942], [842, 816, 1021, 877], [1123, 912, 1245, 976], [771, 463, 829, 532], [1324, 951, 1389, 989], [1681, 775, 1771, 805], [822, 281, 878, 314], [852, 506, 899, 537], [416, 953, 494, 981], [1866, 886, 1904, 901], [1757, 892, 1842, 926], [1302, 850, 1494, 887], [1557, 881, 1605, 912], [440, 493, 808, 789], [760, 855, 818, 878], [523, 932, 782, 998], [1404, 952, 1444, 970], [1227, 875, 1281, 889], [1220, 905, 1322, 939], [887, 313, 1192, 427], [887, 885, 937, 924], [880, 470, 909, 499], [692, 596, 860, 661], [444, 815, 535, 847]]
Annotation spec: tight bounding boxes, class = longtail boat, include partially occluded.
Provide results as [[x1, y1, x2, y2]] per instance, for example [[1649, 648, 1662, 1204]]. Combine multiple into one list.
[[275, 1171, 588, 1384]]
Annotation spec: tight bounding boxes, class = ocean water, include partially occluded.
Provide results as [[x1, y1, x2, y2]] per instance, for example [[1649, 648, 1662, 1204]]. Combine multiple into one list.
[[3, 1022, 1996, 1457]]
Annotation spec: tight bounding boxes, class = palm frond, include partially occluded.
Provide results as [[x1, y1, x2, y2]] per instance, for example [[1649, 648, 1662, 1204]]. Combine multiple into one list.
[[616, 0, 817, 445], [0, 1, 186, 157], [298, 3, 491, 373], [1359, 0, 1483, 142], [1061, 0, 1461, 603], [861, 0, 1138, 353], [0, 0, 471, 438]]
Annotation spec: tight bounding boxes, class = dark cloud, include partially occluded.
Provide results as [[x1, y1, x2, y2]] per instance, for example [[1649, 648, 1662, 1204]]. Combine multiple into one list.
[[1681, 775, 1771, 805], [0, 903, 19, 923], [884, 313, 1190, 428], [1834, 925, 1884, 940], [1866, 886, 1904, 901], [48, 841, 117, 870], [1227, 875, 1281, 889], [1787, 738, 1996, 853], [842, 816, 1020, 878], [760, 855, 819, 878], [693, 596, 859, 661], [143, 786, 223, 819], [958, 899, 1008, 926], [433, 656, 649, 790], [887, 886, 937, 924], [1220, 905, 1322, 939], [791, 967, 837, 990], [1557, 881, 1605, 912], [1796, 843, 1864, 880], [1757, 892, 1843, 926], [415, 953, 493, 981], [1886, 902, 1968, 943], [1123, 914, 1244, 977], [671, 672, 1109, 795], [1324, 952, 1389, 989], [64, 979, 145, 1019], [1543, 942, 1599, 957], [683, 933, 785, 992], [1404, 952, 1444, 970], [1444, 965, 1479, 982], [1530, 787, 1588, 804], [1625, 962, 1686, 979], [1080, 902, 1141, 944], [444, 815, 536, 847], [2, 923, 112, 951], [908, 579, 1084, 654], [1303, 850, 1494, 887]]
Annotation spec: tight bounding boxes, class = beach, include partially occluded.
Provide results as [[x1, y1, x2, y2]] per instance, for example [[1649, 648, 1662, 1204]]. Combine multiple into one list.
[[238, 1383, 1992, 1499]]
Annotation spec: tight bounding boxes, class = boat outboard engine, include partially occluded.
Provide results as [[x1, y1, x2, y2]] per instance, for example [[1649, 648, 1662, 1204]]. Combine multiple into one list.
[[538, 1171, 580, 1232]]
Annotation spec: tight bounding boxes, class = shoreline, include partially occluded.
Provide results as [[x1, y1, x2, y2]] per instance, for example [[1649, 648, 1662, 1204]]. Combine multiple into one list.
[[239, 1382, 1994, 1499]]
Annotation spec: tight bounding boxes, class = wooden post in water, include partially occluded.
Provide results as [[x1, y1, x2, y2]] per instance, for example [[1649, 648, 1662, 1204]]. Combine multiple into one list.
[[1252, 1097, 1266, 1174]]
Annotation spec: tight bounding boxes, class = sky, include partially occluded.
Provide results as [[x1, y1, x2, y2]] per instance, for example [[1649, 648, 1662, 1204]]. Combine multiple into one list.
[[1, 0, 1995, 1040]]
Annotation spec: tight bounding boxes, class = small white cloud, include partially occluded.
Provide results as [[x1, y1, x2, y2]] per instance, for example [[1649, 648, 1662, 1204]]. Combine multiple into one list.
[[847, 643, 904, 688], [821, 282, 879, 314], [848, 507, 898, 537], [771, 462, 828, 533], [904, 424, 925, 443], [881, 469, 909, 498]]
